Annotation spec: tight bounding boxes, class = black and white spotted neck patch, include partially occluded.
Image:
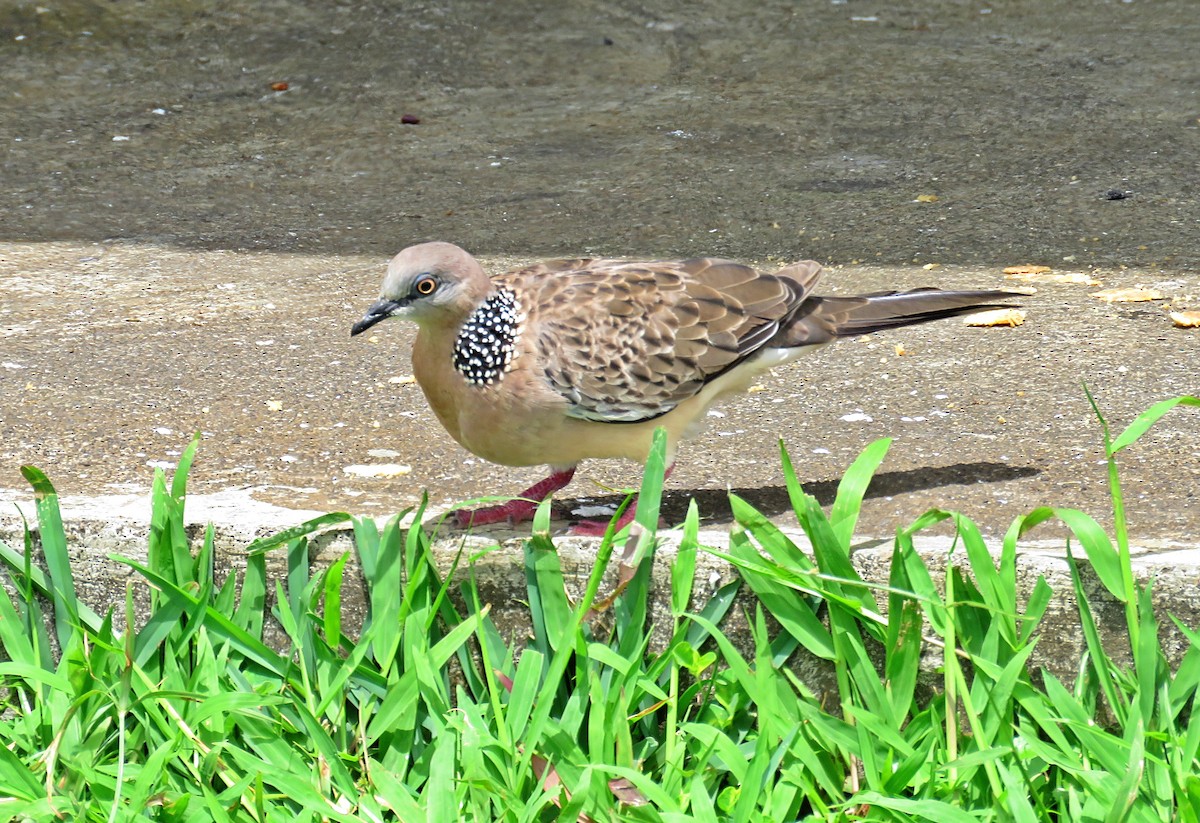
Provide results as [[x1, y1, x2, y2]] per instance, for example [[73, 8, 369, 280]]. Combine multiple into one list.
[[453, 288, 524, 386]]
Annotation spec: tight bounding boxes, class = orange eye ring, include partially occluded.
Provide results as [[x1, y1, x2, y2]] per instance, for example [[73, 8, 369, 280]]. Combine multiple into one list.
[[414, 275, 437, 296]]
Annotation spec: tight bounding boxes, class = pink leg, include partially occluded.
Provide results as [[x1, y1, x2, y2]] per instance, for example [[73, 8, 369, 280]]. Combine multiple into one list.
[[569, 463, 675, 536], [453, 466, 577, 528]]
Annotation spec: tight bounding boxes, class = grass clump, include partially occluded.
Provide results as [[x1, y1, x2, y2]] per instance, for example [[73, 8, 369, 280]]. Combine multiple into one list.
[[0, 394, 1196, 821]]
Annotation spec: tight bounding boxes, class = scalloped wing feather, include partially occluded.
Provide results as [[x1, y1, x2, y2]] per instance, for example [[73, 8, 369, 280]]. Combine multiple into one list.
[[499, 257, 820, 423]]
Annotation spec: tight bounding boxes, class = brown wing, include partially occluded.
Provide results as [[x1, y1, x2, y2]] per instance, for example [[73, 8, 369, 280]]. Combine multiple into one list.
[[502, 257, 821, 423]]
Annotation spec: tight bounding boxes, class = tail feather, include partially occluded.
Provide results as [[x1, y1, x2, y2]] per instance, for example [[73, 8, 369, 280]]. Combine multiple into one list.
[[826, 288, 1021, 336], [770, 288, 1022, 348]]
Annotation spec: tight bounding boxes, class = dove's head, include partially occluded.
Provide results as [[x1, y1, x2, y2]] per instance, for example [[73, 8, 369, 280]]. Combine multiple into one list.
[[351, 242, 491, 336]]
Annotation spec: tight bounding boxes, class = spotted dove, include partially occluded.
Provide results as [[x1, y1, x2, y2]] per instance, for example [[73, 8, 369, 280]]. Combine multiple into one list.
[[351, 242, 1019, 533]]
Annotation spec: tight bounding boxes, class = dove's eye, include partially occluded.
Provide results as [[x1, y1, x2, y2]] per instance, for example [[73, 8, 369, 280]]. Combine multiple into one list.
[[414, 274, 438, 297]]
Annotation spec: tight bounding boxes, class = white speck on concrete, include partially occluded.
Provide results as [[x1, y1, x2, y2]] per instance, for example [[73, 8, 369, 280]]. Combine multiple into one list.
[[572, 504, 618, 517], [343, 463, 411, 478]]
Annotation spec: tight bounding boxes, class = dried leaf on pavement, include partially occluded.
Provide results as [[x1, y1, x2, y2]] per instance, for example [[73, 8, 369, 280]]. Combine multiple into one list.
[[1169, 310, 1200, 328], [1005, 269, 1101, 286], [963, 308, 1026, 327], [1090, 287, 1165, 303]]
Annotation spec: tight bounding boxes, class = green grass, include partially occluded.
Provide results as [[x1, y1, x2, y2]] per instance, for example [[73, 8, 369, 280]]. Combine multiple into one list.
[[0, 394, 1198, 821]]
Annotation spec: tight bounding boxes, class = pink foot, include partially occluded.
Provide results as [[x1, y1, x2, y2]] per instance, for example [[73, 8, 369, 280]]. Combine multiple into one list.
[[568, 464, 673, 536], [569, 505, 638, 536], [453, 498, 540, 528], [452, 466, 576, 528]]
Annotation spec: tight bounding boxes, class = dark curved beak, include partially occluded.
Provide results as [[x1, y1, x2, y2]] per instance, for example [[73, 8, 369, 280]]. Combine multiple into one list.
[[351, 299, 404, 337]]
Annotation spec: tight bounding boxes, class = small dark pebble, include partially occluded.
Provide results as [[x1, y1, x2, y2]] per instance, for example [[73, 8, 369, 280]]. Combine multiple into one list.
[[1104, 188, 1131, 200], [603, 36, 614, 45], [400, 113, 421, 125]]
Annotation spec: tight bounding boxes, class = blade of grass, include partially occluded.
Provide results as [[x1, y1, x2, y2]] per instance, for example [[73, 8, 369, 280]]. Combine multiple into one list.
[[828, 437, 891, 550], [670, 500, 700, 619], [1063, 540, 1129, 725], [115, 557, 290, 678], [18, 466, 79, 648], [1107, 395, 1199, 454], [246, 512, 355, 556], [723, 515, 834, 661]]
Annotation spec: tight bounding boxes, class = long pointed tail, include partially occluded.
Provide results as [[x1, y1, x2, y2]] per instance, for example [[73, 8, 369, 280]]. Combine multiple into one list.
[[771, 288, 1022, 347], [822, 288, 1020, 336]]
